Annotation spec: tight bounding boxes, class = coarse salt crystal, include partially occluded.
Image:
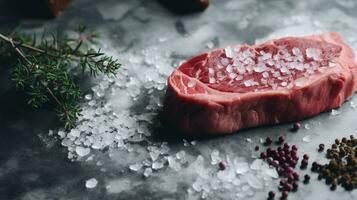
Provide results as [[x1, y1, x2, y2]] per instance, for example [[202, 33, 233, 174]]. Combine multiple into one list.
[[262, 72, 269, 78], [85, 178, 98, 189], [292, 47, 302, 56], [187, 80, 196, 88], [235, 75, 243, 81], [306, 48, 322, 61], [254, 62, 267, 73], [225, 46, 235, 58], [226, 64, 233, 73], [220, 58, 229, 66]]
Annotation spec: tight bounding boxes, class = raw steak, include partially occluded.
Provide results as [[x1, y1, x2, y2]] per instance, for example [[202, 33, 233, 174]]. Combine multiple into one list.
[[164, 32, 357, 134]]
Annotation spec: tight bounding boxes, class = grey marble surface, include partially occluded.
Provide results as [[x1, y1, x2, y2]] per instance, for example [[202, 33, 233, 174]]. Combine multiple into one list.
[[1, 0, 357, 200]]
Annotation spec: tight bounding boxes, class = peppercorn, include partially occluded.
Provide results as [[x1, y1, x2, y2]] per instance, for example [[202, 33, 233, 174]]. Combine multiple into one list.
[[291, 122, 301, 132], [300, 159, 308, 169], [318, 144, 325, 152], [335, 139, 340, 145], [303, 154, 309, 160], [281, 191, 289, 199], [260, 152, 267, 159], [292, 182, 298, 191], [277, 136, 285, 144], [330, 182, 337, 191], [342, 137, 347, 143], [255, 146, 260, 151], [304, 174, 310, 183], [265, 137, 273, 145], [218, 161, 226, 170], [268, 191, 275, 199]]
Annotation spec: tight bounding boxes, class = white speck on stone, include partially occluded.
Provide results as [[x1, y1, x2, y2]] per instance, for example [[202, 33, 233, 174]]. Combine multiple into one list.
[[85, 94, 92, 100], [85, 178, 98, 189], [129, 163, 143, 171], [331, 109, 341, 116], [75, 146, 90, 157], [168, 156, 181, 171], [234, 158, 249, 174], [350, 101, 356, 109], [250, 159, 264, 170], [152, 160, 164, 170], [57, 130, 66, 139], [302, 135, 311, 143], [246, 138, 252, 143], [143, 168, 152, 177], [304, 124, 310, 130], [211, 149, 221, 165]]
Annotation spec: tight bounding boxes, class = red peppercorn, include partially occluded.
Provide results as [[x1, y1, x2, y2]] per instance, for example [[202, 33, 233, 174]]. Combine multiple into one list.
[[268, 191, 275, 199], [283, 143, 290, 149], [291, 145, 298, 151], [287, 174, 294, 182], [284, 183, 293, 191], [293, 172, 300, 180], [282, 191, 289, 199], [278, 136, 285, 144], [300, 159, 308, 169], [304, 174, 310, 183], [265, 137, 273, 145], [291, 122, 301, 132], [254, 146, 259, 151], [260, 152, 267, 159], [292, 182, 299, 191], [303, 154, 309, 160]]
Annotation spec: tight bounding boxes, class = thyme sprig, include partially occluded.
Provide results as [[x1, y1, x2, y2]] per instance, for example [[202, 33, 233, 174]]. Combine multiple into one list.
[[0, 25, 121, 129]]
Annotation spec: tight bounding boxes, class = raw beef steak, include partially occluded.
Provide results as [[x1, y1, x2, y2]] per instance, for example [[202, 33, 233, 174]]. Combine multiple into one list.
[[164, 32, 357, 134]]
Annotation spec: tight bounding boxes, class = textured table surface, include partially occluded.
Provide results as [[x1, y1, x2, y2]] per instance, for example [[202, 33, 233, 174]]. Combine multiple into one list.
[[1, 0, 357, 200]]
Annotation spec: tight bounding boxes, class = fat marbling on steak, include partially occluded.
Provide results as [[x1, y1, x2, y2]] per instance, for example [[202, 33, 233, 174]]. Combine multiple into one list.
[[164, 32, 357, 134]]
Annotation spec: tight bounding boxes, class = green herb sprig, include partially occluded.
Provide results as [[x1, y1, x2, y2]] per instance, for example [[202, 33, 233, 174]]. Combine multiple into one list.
[[0, 24, 121, 130]]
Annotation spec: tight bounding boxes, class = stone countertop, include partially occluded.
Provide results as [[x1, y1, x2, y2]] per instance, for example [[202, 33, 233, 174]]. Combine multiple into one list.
[[1, 0, 357, 200]]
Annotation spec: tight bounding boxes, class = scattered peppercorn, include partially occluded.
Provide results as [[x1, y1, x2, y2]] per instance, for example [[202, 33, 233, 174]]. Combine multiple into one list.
[[268, 191, 275, 199], [218, 161, 226, 170], [265, 137, 273, 145], [277, 136, 285, 144], [281, 191, 289, 199], [255, 146, 260, 151], [312, 135, 357, 191], [304, 174, 310, 184], [318, 144, 325, 152], [292, 182, 299, 191], [260, 152, 267, 159], [291, 122, 301, 132], [303, 154, 309, 160]]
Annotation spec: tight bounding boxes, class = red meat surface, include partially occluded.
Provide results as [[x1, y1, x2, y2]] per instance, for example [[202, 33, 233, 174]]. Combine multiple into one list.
[[164, 32, 357, 134]]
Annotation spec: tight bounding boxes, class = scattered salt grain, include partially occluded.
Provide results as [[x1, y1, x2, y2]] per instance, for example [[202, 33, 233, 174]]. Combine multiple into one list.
[[211, 149, 221, 165], [152, 161, 165, 170], [304, 124, 310, 130], [75, 146, 90, 157], [330, 109, 341, 116], [246, 138, 252, 143], [129, 163, 143, 171], [143, 168, 153, 177], [351, 101, 356, 109], [85, 178, 98, 189], [85, 94, 92, 100], [302, 135, 311, 143]]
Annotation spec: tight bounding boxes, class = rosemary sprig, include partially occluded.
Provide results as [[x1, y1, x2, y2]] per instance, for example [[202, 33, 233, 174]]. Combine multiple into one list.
[[0, 25, 121, 130]]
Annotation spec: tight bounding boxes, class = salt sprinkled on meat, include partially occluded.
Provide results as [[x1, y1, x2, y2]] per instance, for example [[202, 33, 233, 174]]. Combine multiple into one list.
[[306, 48, 322, 61], [225, 46, 235, 58]]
